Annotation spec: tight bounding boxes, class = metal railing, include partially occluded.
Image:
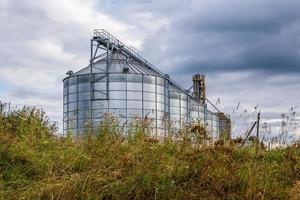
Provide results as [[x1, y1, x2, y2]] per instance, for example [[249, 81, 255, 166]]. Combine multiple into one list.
[[93, 29, 186, 92]]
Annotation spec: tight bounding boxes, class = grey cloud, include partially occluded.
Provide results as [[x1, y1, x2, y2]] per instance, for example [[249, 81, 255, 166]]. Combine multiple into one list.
[[124, 0, 300, 75], [9, 86, 60, 101], [1, 0, 299, 137]]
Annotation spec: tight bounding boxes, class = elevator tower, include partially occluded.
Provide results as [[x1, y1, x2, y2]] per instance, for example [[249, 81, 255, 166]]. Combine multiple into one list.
[[192, 74, 206, 105]]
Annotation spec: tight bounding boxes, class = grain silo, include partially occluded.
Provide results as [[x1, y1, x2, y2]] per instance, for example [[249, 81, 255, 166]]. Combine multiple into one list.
[[63, 29, 226, 140]]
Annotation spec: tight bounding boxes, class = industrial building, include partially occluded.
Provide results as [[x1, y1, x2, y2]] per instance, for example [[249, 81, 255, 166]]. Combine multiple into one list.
[[63, 29, 230, 140]]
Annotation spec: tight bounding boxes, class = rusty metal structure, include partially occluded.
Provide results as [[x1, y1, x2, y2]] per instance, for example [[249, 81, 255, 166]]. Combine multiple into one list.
[[192, 74, 206, 105]]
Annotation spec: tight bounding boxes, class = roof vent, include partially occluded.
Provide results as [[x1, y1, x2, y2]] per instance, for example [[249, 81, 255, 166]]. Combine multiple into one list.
[[122, 66, 129, 73], [66, 70, 74, 76]]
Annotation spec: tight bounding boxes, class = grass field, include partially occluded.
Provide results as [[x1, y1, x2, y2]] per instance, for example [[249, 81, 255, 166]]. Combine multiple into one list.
[[1, 107, 300, 200]]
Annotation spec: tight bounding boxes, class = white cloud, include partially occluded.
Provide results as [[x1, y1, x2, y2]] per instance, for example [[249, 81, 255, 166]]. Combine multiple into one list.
[[35, 0, 142, 48], [26, 39, 76, 63], [0, 0, 143, 131]]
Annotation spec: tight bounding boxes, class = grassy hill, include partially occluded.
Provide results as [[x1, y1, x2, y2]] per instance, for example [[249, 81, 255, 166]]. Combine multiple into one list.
[[1, 107, 300, 200]]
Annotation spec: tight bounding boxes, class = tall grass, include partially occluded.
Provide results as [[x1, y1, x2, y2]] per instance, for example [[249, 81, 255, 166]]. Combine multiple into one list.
[[1, 107, 300, 199]]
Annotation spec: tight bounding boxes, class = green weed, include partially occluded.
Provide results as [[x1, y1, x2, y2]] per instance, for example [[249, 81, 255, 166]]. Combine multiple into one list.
[[0, 107, 300, 199]]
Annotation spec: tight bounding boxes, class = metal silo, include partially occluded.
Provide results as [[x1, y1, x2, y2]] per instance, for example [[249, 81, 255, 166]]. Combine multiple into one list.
[[63, 29, 223, 140]]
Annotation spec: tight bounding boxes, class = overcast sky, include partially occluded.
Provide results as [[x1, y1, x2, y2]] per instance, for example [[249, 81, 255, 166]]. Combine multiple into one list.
[[0, 0, 299, 139]]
